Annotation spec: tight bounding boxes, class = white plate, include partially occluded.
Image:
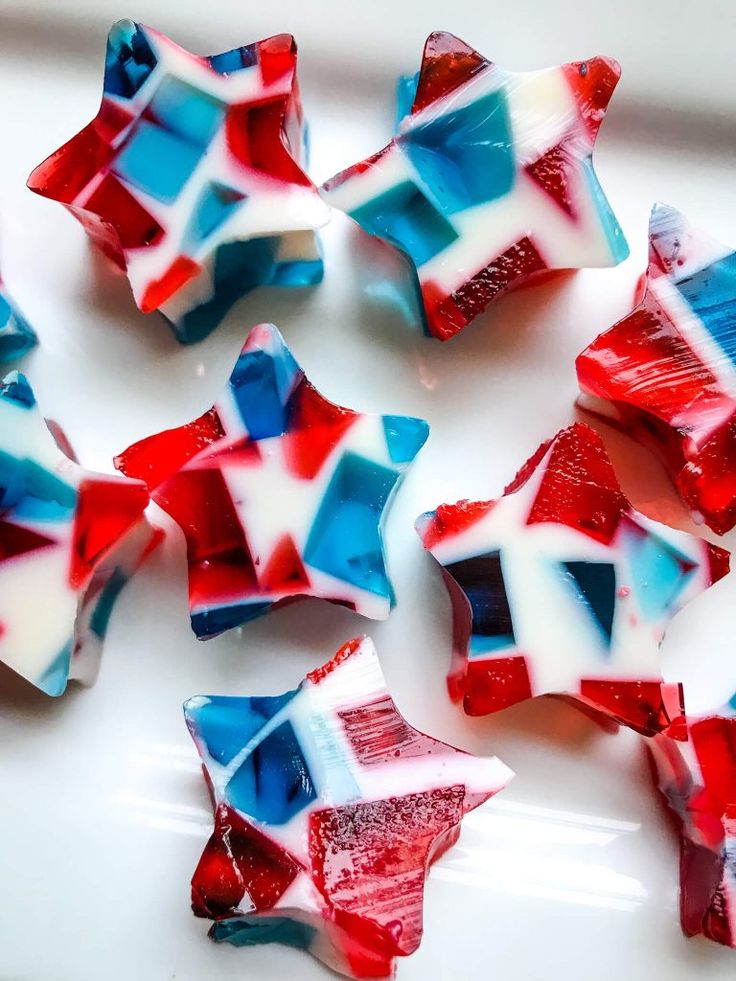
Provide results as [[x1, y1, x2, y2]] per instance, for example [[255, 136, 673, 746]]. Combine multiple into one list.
[[1, 2, 735, 979]]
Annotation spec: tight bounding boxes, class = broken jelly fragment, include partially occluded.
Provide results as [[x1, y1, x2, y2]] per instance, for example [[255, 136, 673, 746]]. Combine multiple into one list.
[[0, 371, 160, 696], [27, 21, 329, 344], [415, 423, 729, 734], [184, 635, 512, 978], [322, 31, 628, 341], [577, 203, 736, 535], [115, 323, 429, 638]]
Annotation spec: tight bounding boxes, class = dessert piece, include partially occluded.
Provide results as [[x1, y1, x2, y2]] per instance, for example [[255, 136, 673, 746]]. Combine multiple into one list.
[[0, 279, 37, 362], [577, 203, 736, 534], [184, 635, 512, 978], [415, 423, 729, 734], [322, 31, 628, 341], [27, 21, 329, 344], [0, 372, 159, 695], [650, 707, 736, 947], [116, 323, 429, 638]]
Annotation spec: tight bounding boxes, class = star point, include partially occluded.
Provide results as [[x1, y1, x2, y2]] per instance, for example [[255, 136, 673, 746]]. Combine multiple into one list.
[[115, 323, 429, 639], [323, 32, 628, 341], [27, 21, 329, 343], [416, 423, 729, 734], [0, 371, 160, 695], [184, 635, 512, 978]]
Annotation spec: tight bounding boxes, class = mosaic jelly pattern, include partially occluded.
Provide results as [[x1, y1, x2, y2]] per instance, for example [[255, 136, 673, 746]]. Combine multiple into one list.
[[578, 203, 736, 534], [184, 635, 512, 978], [323, 31, 628, 341], [416, 423, 729, 734], [28, 21, 329, 343], [116, 323, 429, 638], [0, 372, 160, 695]]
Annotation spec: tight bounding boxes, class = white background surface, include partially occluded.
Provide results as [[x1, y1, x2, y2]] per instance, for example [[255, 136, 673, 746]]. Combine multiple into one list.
[[1, 2, 735, 980]]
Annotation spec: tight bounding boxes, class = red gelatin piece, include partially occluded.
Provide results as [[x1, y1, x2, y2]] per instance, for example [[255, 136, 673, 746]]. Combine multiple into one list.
[[411, 31, 490, 115], [526, 144, 577, 218], [283, 379, 358, 480], [115, 408, 225, 489], [579, 679, 686, 739], [69, 477, 150, 588], [309, 787, 466, 958], [524, 424, 626, 544], [192, 804, 301, 918]]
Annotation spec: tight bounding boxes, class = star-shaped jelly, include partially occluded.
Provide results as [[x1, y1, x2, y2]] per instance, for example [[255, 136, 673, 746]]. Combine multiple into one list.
[[184, 635, 512, 978], [415, 423, 729, 735], [0, 278, 38, 362], [28, 21, 329, 344], [0, 372, 160, 695], [578, 203, 736, 535], [650, 706, 736, 948], [115, 323, 429, 639], [322, 31, 628, 341]]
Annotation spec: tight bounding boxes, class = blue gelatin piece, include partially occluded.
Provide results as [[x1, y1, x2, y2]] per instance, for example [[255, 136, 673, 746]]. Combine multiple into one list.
[[382, 415, 429, 464], [351, 181, 459, 267], [301, 122, 312, 171], [561, 560, 616, 645], [230, 350, 295, 440], [304, 452, 399, 598], [0, 371, 35, 408], [469, 633, 516, 656], [271, 258, 324, 288], [22, 458, 77, 511], [0, 293, 38, 363], [1, 292, 15, 328], [396, 72, 420, 127], [113, 120, 204, 204], [171, 237, 282, 344], [149, 75, 225, 148], [0, 452, 26, 510], [184, 182, 245, 248], [623, 526, 695, 621], [89, 568, 128, 640], [188, 690, 298, 767], [676, 252, 736, 365], [191, 600, 272, 638], [582, 158, 630, 263], [105, 21, 157, 99], [212, 916, 316, 951], [264, 331, 302, 406], [444, 550, 516, 655], [37, 642, 72, 697], [208, 42, 258, 76], [402, 89, 515, 214], [0, 453, 77, 517], [0, 323, 37, 363], [226, 720, 316, 824]]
